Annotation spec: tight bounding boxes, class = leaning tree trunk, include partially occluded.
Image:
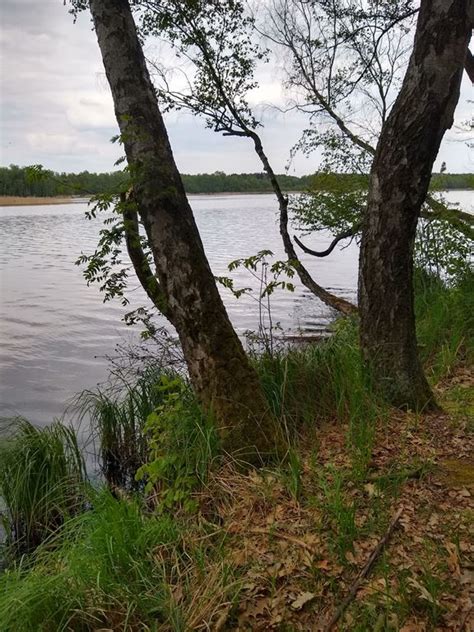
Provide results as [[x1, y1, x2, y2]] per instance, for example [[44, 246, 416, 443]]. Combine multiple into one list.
[[358, 0, 472, 409], [89, 0, 283, 460]]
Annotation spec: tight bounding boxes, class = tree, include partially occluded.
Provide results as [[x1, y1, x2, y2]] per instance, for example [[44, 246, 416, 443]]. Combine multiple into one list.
[[266, 0, 473, 255], [264, 0, 472, 408], [143, 0, 472, 322], [358, 0, 473, 409], [79, 0, 283, 460], [141, 0, 356, 316]]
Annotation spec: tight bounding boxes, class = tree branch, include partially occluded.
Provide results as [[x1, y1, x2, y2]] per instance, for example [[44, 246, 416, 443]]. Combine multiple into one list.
[[424, 194, 474, 240], [248, 131, 358, 316], [320, 507, 403, 632], [294, 224, 361, 258], [121, 192, 170, 318], [150, 7, 358, 317]]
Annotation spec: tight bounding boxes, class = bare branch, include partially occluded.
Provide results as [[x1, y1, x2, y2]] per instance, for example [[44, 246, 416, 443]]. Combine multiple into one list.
[[294, 224, 361, 258]]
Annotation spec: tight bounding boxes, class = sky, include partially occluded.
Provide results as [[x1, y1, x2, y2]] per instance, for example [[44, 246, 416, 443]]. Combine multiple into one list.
[[1, 0, 473, 176]]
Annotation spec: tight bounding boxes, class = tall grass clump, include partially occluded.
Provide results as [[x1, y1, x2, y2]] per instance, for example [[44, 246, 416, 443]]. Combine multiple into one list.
[[77, 367, 170, 491], [255, 319, 381, 473], [317, 466, 358, 561], [0, 419, 86, 558], [77, 369, 218, 506], [0, 491, 180, 631], [415, 268, 474, 381], [0, 490, 239, 631], [255, 320, 379, 422]]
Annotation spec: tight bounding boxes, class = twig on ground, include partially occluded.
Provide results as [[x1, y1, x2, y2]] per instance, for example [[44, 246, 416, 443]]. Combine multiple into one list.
[[320, 507, 404, 632], [246, 527, 316, 553]]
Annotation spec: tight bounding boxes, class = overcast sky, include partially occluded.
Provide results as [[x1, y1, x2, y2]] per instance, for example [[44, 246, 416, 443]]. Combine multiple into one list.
[[1, 0, 473, 175]]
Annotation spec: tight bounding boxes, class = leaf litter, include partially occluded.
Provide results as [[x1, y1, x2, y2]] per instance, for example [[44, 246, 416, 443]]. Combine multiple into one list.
[[191, 368, 473, 630]]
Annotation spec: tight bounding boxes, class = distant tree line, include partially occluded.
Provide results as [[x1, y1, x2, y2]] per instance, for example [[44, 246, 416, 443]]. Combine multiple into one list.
[[0, 165, 128, 197], [0, 164, 472, 197], [430, 172, 474, 191], [181, 171, 313, 193], [307, 172, 474, 192]]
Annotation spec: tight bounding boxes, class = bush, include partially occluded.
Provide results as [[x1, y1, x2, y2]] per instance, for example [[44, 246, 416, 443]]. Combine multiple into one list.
[[136, 375, 219, 513]]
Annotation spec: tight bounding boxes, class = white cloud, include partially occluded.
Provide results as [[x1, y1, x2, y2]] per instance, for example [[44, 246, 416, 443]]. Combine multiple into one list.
[[26, 132, 92, 155], [0, 1, 472, 175], [65, 93, 116, 130]]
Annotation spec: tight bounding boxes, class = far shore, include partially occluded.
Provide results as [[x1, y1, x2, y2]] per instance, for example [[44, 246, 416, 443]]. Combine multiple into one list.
[[0, 191, 284, 207], [1, 187, 472, 208], [0, 195, 86, 207]]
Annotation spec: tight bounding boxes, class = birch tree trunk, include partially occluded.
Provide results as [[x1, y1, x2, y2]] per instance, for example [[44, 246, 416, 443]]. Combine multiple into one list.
[[358, 0, 472, 409], [88, 0, 283, 459]]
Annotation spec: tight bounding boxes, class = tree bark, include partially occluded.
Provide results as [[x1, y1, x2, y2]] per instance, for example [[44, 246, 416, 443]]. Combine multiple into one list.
[[358, 0, 472, 409], [88, 0, 283, 460]]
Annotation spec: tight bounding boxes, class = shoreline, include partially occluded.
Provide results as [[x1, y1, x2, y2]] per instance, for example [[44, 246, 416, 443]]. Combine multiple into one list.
[[0, 192, 286, 207], [0, 191, 301, 207], [0, 196, 86, 207], [1, 187, 472, 207]]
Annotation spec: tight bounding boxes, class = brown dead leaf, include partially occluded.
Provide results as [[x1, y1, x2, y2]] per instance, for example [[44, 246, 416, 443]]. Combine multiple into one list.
[[400, 623, 426, 632], [171, 584, 184, 604], [302, 550, 314, 568], [314, 559, 330, 571], [460, 568, 474, 588], [291, 591, 316, 610], [364, 482, 376, 497], [240, 596, 271, 620], [445, 542, 461, 578], [408, 578, 438, 604]]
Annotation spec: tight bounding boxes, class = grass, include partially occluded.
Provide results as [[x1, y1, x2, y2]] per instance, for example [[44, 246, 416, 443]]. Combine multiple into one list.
[[255, 318, 382, 476], [0, 490, 240, 631], [0, 270, 472, 629], [0, 419, 86, 559], [135, 375, 219, 513], [76, 367, 171, 491], [316, 466, 358, 562], [255, 318, 381, 425], [415, 269, 474, 382], [0, 491, 178, 631]]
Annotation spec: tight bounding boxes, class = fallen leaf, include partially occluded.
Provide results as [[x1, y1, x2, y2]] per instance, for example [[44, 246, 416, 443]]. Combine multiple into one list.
[[400, 623, 426, 632], [315, 559, 330, 570], [291, 591, 316, 610], [408, 578, 437, 604], [445, 542, 460, 577], [364, 482, 376, 497]]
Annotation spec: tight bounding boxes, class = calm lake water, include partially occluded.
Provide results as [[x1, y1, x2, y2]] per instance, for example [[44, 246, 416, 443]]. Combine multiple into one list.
[[0, 191, 472, 426]]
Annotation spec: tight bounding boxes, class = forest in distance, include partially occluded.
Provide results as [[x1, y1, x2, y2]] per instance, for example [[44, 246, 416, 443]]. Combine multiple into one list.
[[1, 163, 473, 198]]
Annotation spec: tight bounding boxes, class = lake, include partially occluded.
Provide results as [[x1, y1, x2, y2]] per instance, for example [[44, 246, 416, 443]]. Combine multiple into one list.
[[0, 191, 472, 426]]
